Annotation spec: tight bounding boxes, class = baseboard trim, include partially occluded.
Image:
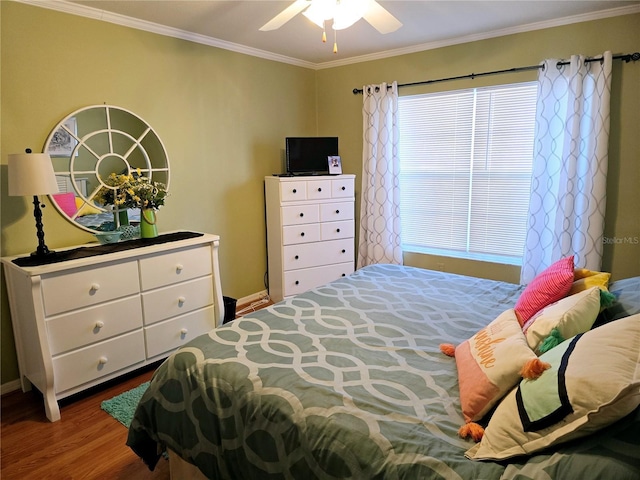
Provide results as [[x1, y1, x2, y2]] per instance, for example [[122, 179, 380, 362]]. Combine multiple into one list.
[[236, 289, 269, 307], [1, 379, 22, 396], [235, 290, 271, 317]]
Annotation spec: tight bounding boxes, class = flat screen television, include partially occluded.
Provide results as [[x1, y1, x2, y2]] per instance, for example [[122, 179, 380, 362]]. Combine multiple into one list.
[[285, 137, 338, 175]]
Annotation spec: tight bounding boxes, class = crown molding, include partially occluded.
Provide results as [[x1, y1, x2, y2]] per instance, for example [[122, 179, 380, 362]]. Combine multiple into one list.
[[15, 0, 640, 71], [315, 3, 640, 69], [15, 0, 317, 69]]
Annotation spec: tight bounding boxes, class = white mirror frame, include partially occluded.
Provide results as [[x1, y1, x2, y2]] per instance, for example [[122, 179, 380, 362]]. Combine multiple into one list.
[[43, 105, 170, 233]]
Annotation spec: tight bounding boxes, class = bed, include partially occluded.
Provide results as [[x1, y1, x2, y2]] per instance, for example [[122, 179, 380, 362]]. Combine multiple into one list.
[[127, 264, 640, 479]]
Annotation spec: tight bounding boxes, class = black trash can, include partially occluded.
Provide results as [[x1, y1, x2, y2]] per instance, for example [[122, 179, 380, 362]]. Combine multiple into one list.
[[223, 296, 237, 324]]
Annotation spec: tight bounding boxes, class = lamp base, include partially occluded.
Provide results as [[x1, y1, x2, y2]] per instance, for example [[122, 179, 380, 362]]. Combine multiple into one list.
[[30, 248, 56, 258], [31, 195, 55, 259]]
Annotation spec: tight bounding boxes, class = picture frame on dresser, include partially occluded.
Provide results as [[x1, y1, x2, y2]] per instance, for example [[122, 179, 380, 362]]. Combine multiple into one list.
[[328, 155, 342, 174]]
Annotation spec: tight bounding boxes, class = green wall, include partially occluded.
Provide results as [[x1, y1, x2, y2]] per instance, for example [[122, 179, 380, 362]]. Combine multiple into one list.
[[1, 2, 639, 385], [0, 2, 317, 383], [316, 12, 640, 284]]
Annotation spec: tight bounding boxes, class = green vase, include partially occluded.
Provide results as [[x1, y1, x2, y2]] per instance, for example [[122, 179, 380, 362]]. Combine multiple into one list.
[[113, 209, 129, 228], [140, 208, 158, 238]]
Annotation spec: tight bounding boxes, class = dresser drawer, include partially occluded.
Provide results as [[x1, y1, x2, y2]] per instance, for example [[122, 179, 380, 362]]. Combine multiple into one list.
[[53, 330, 145, 394], [144, 306, 214, 358], [280, 181, 307, 201], [142, 276, 214, 325], [42, 261, 140, 316], [332, 178, 354, 198], [283, 238, 354, 271], [283, 262, 354, 297], [320, 202, 354, 222], [139, 245, 212, 291], [282, 204, 320, 226], [306, 179, 332, 200], [321, 220, 354, 241], [283, 223, 321, 245], [47, 296, 143, 355]]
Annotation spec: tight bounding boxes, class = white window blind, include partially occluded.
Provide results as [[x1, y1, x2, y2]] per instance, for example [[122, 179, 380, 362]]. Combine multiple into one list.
[[398, 82, 537, 264]]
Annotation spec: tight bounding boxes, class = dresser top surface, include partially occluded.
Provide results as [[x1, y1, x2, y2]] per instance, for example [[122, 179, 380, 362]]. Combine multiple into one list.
[[2, 231, 219, 275]]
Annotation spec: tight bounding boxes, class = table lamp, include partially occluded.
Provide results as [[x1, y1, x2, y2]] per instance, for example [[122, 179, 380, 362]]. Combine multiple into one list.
[[8, 149, 59, 257]]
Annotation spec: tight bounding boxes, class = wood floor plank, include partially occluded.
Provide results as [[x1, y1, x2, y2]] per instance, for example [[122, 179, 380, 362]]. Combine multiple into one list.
[[1, 301, 270, 479], [1, 366, 169, 479]]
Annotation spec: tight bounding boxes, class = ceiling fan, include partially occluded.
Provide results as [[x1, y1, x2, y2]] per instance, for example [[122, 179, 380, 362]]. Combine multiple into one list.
[[259, 0, 403, 35]]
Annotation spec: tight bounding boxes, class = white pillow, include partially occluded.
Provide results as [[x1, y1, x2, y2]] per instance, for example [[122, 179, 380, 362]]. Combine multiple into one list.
[[522, 287, 601, 353], [466, 314, 640, 461]]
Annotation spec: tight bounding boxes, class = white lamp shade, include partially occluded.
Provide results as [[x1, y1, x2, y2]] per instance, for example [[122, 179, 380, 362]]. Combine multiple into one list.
[[8, 152, 59, 196]]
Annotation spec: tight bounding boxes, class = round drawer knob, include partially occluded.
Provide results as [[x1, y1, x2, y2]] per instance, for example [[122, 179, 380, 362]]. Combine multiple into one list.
[[180, 328, 188, 335], [337, 228, 341, 233], [335, 210, 340, 214], [292, 189, 297, 193], [301, 232, 305, 237], [294, 255, 299, 260], [317, 187, 322, 192], [98, 356, 108, 365], [176, 264, 184, 273], [295, 280, 300, 285], [341, 186, 346, 190], [95, 321, 105, 329], [90, 283, 100, 292], [299, 212, 304, 217], [342, 273, 346, 277], [178, 296, 186, 305], [342, 249, 346, 253]]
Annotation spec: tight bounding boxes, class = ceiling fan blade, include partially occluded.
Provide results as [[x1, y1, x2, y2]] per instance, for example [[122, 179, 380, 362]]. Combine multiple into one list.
[[363, 0, 402, 34], [259, 0, 311, 31]]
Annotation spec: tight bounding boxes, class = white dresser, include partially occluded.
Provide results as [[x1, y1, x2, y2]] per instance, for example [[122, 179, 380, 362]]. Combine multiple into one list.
[[1, 232, 223, 421], [265, 175, 355, 302]]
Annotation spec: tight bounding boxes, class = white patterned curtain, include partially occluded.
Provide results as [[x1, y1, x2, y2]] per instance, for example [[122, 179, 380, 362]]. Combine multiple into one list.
[[521, 52, 612, 284], [357, 81, 403, 268]]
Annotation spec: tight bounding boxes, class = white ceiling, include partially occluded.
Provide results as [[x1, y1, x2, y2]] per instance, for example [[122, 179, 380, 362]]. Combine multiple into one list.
[[29, 0, 640, 68]]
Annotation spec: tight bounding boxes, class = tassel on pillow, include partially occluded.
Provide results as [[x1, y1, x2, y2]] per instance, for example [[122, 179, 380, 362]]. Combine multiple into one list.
[[520, 358, 551, 379], [459, 422, 485, 442], [537, 328, 564, 354], [600, 289, 617, 309], [439, 343, 456, 357]]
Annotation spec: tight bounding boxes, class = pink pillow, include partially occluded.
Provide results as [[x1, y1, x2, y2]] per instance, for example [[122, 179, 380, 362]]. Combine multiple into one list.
[[52, 192, 78, 217], [515, 256, 574, 326], [455, 309, 538, 423]]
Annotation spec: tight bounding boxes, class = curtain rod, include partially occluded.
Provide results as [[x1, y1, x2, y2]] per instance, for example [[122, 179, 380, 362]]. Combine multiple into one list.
[[352, 52, 640, 95]]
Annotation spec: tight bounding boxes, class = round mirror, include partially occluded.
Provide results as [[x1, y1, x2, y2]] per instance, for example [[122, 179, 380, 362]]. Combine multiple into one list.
[[43, 105, 170, 232]]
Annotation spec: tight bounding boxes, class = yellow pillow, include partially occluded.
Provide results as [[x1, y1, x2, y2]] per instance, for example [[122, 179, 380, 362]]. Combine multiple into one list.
[[568, 268, 610, 295], [75, 197, 102, 216]]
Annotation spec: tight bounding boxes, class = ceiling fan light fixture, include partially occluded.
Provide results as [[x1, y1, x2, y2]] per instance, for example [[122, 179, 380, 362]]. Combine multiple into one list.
[[260, 0, 402, 54], [332, 0, 371, 30], [302, 0, 334, 28]]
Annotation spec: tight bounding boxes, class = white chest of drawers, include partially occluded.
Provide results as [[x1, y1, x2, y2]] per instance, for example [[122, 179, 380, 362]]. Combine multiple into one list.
[[1, 232, 223, 421], [265, 175, 355, 302]]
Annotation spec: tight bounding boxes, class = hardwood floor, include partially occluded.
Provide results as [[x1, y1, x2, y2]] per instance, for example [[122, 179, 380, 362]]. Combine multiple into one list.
[[1, 364, 170, 480], [1, 299, 272, 479]]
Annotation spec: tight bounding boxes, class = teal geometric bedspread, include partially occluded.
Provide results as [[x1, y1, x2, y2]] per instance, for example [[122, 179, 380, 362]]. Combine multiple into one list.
[[127, 265, 640, 479]]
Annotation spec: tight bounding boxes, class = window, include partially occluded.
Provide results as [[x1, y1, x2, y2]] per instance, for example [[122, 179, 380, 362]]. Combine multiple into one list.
[[398, 82, 537, 265]]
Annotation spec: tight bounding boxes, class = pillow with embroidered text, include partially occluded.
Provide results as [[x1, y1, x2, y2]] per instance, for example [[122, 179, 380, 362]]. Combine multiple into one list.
[[466, 314, 640, 461], [455, 309, 538, 423]]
